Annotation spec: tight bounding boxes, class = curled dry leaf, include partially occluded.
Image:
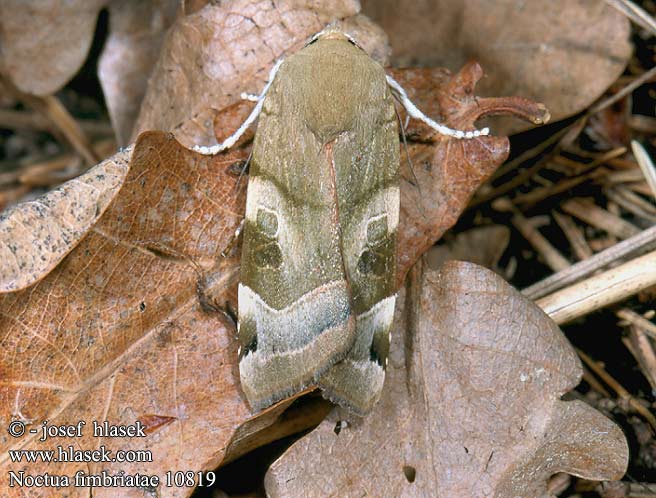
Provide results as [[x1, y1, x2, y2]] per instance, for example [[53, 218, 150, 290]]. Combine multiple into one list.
[[131, 0, 387, 147], [0, 129, 326, 498], [0, 149, 131, 293], [0, 0, 106, 95], [98, 0, 179, 145], [0, 50, 547, 495], [363, 0, 631, 134], [425, 225, 511, 271], [265, 261, 629, 498], [392, 63, 549, 284], [0, 0, 178, 144]]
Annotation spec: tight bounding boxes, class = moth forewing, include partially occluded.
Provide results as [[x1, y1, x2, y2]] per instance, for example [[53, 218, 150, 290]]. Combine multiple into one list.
[[237, 33, 399, 414]]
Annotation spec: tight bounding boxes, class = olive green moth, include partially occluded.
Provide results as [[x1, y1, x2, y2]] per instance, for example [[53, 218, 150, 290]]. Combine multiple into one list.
[[194, 27, 488, 415]]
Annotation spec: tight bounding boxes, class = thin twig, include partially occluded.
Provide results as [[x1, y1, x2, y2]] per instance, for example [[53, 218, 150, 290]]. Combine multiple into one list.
[[590, 65, 656, 115], [469, 126, 573, 209], [617, 309, 656, 340], [2, 76, 100, 164], [514, 167, 608, 208], [605, 186, 656, 223], [495, 197, 571, 271], [577, 348, 656, 430], [513, 215, 571, 271], [0, 109, 113, 136], [626, 326, 656, 394]]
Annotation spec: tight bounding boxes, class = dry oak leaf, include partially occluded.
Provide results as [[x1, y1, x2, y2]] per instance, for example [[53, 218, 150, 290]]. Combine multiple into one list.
[[0, 148, 131, 293], [266, 261, 629, 498], [131, 0, 389, 147], [391, 63, 549, 285], [0, 0, 178, 144], [425, 225, 511, 272], [0, 131, 253, 498], [98, 0, 179, 145], [0, 61, 547, 496], [0, 0, 107, 95], [363, 0, 631, 135]]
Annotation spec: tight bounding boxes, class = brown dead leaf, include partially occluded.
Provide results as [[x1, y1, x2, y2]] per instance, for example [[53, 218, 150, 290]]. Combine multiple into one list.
[[0, 148, 130, 293], [0, 129, 329, 497], [265, 261, 629, 497], [0, 131, 251, 497], [131, 0, 387, 147], [425, 225, 511, 271], [363, 0, 631, 135], [392, 63, 549, 284], [98, 0, 179, 145], [0, 0, 106, 95], [0, 0, 177, 144]]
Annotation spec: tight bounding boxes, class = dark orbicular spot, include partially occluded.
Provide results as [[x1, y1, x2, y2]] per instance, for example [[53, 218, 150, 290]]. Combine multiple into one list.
[[366, 216, 388, 245], [254, 241, 283, 269], [256, 208, 278, 238], [357, 249, 387, 276]]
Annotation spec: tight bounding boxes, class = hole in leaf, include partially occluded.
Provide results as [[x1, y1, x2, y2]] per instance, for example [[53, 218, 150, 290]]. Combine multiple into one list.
[[402, 465, 416, 483], [333, 421, 346, 435]]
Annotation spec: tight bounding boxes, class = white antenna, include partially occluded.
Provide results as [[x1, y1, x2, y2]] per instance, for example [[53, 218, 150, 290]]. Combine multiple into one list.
[[193, 59, 283, 155], [385, 74, 489, 139]]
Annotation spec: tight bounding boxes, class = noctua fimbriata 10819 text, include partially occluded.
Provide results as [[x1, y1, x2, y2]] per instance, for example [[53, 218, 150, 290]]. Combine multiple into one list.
[[194, 27, 488, 415]]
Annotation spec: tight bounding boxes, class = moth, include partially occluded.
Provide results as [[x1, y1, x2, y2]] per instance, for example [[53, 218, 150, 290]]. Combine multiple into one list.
[[195, 27, 488, 415]]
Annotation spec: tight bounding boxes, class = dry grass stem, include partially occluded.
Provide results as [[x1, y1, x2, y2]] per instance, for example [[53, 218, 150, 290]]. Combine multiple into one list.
[[536, 249, 656, 324], [632, 140, 656, 199], [617, 309, 656, 339], [553, 211, 594, 260], [625, 326, 656, 393], [561, 198, 642, 239], [0, 108, 113, 136], [605, 186, 656, 222], [511, 211, 571, 271], [589, 64, 656, 115], [604, 0, 656, 35]]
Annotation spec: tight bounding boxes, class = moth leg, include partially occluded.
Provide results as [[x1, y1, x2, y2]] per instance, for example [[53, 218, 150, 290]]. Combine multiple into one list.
[[385, 74, 490, 139], [196, 272, 238, 327], [193, 59, 284, 155], [395, 104, 421, 193], [221, 217, 245, 258]]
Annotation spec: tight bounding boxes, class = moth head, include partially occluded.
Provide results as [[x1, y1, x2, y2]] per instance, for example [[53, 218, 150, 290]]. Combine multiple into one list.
[[307, 23, 359, 48]]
